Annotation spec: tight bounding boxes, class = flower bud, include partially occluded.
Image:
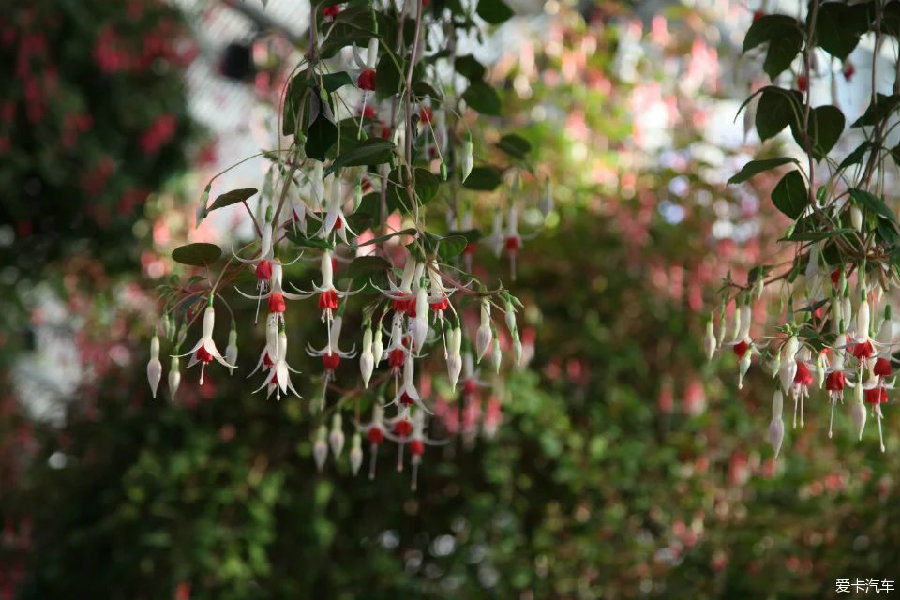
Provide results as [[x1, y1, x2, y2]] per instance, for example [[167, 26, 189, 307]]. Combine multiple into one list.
[[770, 389, 785, 458], [147, 335, 162, 399], [225, 328, 238, 375], [372, 326, 384, 365], [850, 204, 863, 232], [169, 356, 181, 399], [704, 320, 716, 362], [360, 327, 374, 387], [313, 426, 328, 472], [329, 414, 345, 457], [350, 432, 363, 475], [475, 301, 492, 363], [738, 347, 752, 389], [461, 134, 474, 183], [491, 334, 502, 373]]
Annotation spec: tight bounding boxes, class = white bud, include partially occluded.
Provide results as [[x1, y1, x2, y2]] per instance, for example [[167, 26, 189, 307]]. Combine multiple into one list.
[[350, 433, 363, 475], [321, 250, 334, 290], [738, 348, 752, 389], [147, 336, 161, 399], [329, 414, 345, 457], [491, 336, 502, 373], [372, 327, 384, 364], [770, 389, 785, 458], [461, 137, 474, 182], [704, 320, 716, 362], [815, 353, 826, 388], [313, 426, 328, 472], [738, 304, 752, 341], [225, 329, 238, 375], [504, 301, 517, 335], [513, 336, 523, 367], [475, 301, 491, 363], [850, 204, 863, 232], [168, 356, 181, 399]]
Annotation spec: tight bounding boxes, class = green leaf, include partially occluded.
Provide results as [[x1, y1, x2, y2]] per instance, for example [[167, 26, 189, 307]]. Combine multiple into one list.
[[791, 105, 845, 160], [355, 228, 417, 247], [455, 54, 486, 80], [205, 188, 258, 213], [374, 51, 403, 99], [172, 243, 221, 266], [342, 256, 392, 279], [286, 232, 333, 250], [755, 86, 802, 141], [743, 14, 803, 79], [849, 188, 898, 223], [412, 81, 443, 105], [282, 75, 311, 136], [462, 81, 501, 115], [462, 166, 503, 190], [814, 2, 870, 60], [327, 139, 396, 174], [728, 158, 798, 184], [437, 235, 468, 260], [318, 6, 378, 58], [852, 94, 900, 128], [837, 141, 872, 172], [305, 108, 338, 161], [783, 228, 856, 242], [496, 134, 532, 159], [476, 0, 513, 24], [771, 170, 808, 219], [385, 168, 441, 214], [322, 71, 354, 93]]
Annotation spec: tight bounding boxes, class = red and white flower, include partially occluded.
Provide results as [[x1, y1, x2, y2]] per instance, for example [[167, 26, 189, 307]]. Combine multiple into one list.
[[175, 301, 235, 385]]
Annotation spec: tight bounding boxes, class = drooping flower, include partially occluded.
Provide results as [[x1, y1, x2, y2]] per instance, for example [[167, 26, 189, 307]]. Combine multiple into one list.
[[253, 327, 302, 400], [175, 299, 235, 385], [307, 316, 356, 410], [291, 250, 358, 327], [357, 402, 386, 480], [168, 356, 181, 399]]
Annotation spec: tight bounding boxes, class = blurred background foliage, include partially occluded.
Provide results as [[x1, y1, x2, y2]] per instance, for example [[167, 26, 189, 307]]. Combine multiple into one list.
[[2, 1, 900, 599]]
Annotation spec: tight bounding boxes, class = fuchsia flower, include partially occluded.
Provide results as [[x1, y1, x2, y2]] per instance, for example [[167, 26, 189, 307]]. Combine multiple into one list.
[[307, 316, 356, 410], [357, 402, 385, 479], [291, 250, 358, 325], [253, 328, 302, 400], [357, 69, 375, 91], [174, 300, 235, 385]]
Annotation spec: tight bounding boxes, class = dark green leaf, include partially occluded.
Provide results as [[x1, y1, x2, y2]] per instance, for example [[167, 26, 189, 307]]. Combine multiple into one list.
[[305, 111, 338, 161], [342, 256, 392, 279], [728, 158, 798, 184], [282, 75, 311, 136], [172, 243, 221, 266], [322, 71, 354, 92], [852, 94, 900, 127], [756, 86, 802, 141], [412, 81, 443, 105], [462, 81, 502, 115], [814, 2, 870, 60], [496, 134, 532, 159], [476, 0, 513, 24], [437, 235, 468, 260], [355, 228, 417, 247], [462, 166, 503, 190], [455, 55, 486, 80], [771, 170, 808, 219], [783, 228, 856, 242], [837, 141, 872, 172], [327, 139, 396, 174], [374, 51, 403, 99], [205, 188, 257, 213], [286, 232, 333, 250], [791, 105, 845, 160], [748, 265, 772, 284], [849, 188, 898, 223], [743, 14, 803, 79], [318, 6, 379, 58]]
